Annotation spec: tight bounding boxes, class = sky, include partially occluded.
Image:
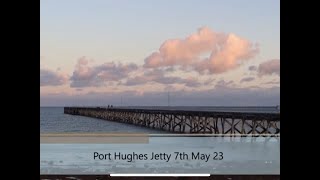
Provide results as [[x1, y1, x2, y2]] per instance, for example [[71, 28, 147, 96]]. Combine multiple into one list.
[[40, 0, 280, 106]]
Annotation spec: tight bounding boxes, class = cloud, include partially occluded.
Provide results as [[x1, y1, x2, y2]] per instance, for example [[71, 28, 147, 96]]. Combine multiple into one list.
[[240, 77, 255, 83], [183, 77, 202, 87], [144, 27, 259, 74], [204, 78, 216, 85], [40, 68, 69, 86], [258, 59, 280, 77], [263, 80, 280, 85], [125, 69, 202, 87], [70, 57, 138, 87], [248, 65, 257, 71], [215, 80, 234, 89]]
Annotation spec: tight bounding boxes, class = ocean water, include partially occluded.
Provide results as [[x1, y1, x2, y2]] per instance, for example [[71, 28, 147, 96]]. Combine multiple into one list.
[[40, 107, 168, 133]]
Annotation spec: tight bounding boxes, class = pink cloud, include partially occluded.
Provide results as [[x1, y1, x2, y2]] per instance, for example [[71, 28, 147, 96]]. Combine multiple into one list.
[[144, 27, 259, 74]]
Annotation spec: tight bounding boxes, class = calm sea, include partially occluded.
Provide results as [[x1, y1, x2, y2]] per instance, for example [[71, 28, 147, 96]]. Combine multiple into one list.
[[40, 107, 170, 133]]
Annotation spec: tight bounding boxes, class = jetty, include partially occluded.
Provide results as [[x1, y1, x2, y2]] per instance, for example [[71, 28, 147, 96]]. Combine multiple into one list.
[[64, 107, 280, 135]]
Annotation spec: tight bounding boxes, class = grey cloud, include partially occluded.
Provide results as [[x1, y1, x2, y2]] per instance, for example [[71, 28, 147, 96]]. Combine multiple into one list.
[[248, 65, 257, 71], [184, 78, 202, 87], [263, 80, 280, 85], [215, 80, 234, 89], [40, 69, 69, 86], [204, 78, 216, 85], [70, 57, 138, 87], [240, 77, 255, 83], [125, 69, 202, 87], [258, 59, 280, 77]]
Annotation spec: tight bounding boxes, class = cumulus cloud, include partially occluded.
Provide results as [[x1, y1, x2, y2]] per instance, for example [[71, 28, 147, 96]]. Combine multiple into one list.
[[40, 69, 69, 86], [240, 77, 255, 83], [125, 69, 201, 87], [144, 27, 259, 74], [258, 59, 280, 77], [70, 57, 138, 87]]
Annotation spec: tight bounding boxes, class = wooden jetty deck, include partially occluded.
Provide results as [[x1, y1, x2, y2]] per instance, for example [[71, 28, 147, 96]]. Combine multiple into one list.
[[64, 107, 280, 135]]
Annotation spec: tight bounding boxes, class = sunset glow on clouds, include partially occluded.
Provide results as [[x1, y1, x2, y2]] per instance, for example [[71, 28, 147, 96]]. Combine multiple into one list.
[[144, 27, 259, 74], [41, 27, 278, 90], [40, 27, 280, 105], [40, 0, 279, 106]]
